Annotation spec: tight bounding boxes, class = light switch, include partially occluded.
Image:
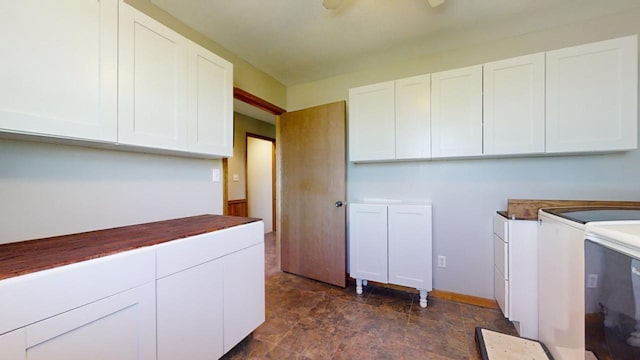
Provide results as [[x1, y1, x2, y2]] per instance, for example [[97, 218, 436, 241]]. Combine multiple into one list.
[[212, 169, 221, 182], [232, 174, 240, 182]]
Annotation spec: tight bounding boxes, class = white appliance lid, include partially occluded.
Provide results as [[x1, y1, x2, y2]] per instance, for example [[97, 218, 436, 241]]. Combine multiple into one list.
[[543, 208, 640, 224], [586, 221, 640, 259]]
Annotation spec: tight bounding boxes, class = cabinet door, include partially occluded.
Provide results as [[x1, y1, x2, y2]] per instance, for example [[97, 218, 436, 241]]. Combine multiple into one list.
[[388, 205, 432, 290], [348, 81, 395, 162], [546, 35, 638, 153], [223, 243, 265, 352], [0, 0, 117, 142], [157, 259, 223, 360], [348, 203, 388, 283], [118, 2, 188, 150], [484, 53, 545, 155], [395, 75, 431, 160], [431, 65, 483, 158], [187, 41, 233, 156], [23, 282, 156, 360]]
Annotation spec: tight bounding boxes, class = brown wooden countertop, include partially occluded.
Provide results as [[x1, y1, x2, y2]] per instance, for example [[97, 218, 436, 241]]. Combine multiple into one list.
[[0, 215, 260, 281]]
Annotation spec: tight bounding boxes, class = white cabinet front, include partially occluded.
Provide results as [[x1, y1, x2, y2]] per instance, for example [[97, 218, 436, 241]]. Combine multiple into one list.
[[546, 35, 638, 153], [431, 65, 483, 158], [23, 282, 156, 360], [348, 203, 389, 284], [157, 259, 224, 360], [348, 81, 396, 162], [187, 42, 233, 156], [395, 75, 431, 160], [223, 243, 266, 352], [388, 205, 432, 289], [118, 1, 188, 150], [0, 0, 117, 142], [483, 53, 545, 155]]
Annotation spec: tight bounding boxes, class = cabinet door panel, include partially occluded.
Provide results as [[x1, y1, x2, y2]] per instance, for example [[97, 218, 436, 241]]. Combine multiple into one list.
[[395, 75, 431, 160], [431, 65, 483, 158], [388, 205, 432, 289], [25, 283, 156, 360], [494, 265, 508, 317], [484, 53, 545, 155], [546, 35, 637, 152], [157, 259, 223, 360], [0, 0, 117, 142], [348, 81, 395, 162], [348, 204, 388, 283], [223, 243, 265, 352], [119, 2, 188, 150], [187, 42, 233, 156]]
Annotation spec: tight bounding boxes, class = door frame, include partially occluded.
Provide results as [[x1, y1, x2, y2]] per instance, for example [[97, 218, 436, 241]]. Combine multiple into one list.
[[226, 88, 285, 267], [245, 133, 276, 232]]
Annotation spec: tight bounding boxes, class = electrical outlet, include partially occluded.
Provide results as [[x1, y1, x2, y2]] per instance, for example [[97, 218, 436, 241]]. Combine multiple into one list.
[[438, 255, 446, 268], [587, 274, 598, 288]]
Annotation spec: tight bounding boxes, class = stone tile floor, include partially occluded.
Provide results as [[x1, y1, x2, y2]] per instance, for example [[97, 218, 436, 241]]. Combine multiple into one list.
[[222, 233, 517, 359]]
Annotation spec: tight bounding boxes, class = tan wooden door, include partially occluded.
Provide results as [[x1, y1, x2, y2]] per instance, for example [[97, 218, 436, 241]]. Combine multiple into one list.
[[280, 101, 346, 287]]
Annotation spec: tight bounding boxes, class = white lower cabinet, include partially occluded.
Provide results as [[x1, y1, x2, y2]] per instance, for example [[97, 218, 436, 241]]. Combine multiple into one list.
[[223, 243, 266, 352], [0, 221, 265, 360], [349, 203, 432, 307], [157, 259, 224, 360], [1, 282, 156, 360], [493, 214, 538, 339]]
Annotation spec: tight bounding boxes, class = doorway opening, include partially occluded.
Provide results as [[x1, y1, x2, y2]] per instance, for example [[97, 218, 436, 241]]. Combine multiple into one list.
[[246, 134, 275, 233]]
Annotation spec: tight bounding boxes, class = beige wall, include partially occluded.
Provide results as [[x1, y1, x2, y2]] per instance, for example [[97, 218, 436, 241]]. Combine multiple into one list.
[[228, 113, 276, 201], [287, 8, 640, 111], [125, 0, 286, 109], [286, 8, 640, 299]]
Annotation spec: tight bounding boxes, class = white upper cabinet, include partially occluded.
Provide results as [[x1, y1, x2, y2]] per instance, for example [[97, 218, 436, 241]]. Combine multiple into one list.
[[348, 75, 431, 162], [431, 65, 483, 158], [483, 53, 545, 155], [546, 35, 638, 153], [0, 0, 117, 142], [349, 81, 396, 162], [118, 1, 188, 151], [187, 42, 233, 156], [395, 75, 431, 160]]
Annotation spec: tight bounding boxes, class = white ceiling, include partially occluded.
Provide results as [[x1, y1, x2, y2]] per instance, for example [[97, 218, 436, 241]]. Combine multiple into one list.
[[152, 0, 640, 87]]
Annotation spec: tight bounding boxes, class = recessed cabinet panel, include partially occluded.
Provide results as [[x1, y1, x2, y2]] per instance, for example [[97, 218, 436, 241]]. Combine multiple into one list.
[[484, 53, 545, 155], [157, 260, 224, 360], [395, 75, 431, 160], [25, 283, 156, 360], [388, 205, 432, 289], [187, 42, 233, 156], [0, 0, 117, 142], [348, 203, 389, 283], [431, 65, 483, 158], [119, 2, 188, 150], [546, 35, 638, 153], [223, 243, 265, 352], [348, 81, 396, 162]]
